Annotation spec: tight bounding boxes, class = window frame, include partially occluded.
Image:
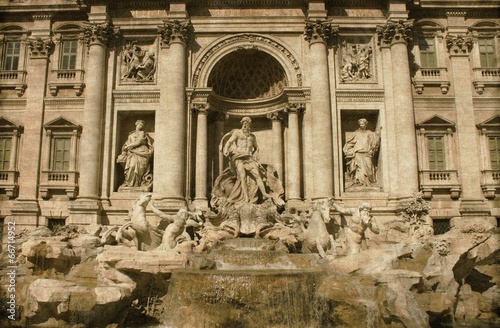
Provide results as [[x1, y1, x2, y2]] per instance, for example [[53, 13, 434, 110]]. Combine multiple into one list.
[[0, 117, 22, 198]]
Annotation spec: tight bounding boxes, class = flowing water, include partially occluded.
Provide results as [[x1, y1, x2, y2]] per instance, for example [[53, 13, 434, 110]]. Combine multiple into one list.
[[160, 238, 330, 328]]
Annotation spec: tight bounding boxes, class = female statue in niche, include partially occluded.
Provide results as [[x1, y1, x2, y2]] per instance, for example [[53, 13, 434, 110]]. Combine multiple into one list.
[[343, 118, 380, 189], [117, 120, 154, 191]]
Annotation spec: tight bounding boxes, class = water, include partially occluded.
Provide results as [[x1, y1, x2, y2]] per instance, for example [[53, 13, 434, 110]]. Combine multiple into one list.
[[159, 239, 330, 328]]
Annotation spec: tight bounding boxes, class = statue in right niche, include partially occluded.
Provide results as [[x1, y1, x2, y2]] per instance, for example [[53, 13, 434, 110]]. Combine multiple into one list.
[[343, 118, 381, 189]]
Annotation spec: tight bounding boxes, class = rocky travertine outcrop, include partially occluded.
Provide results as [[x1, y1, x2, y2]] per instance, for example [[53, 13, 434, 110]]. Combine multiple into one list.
[[1, 214, 498, 327]]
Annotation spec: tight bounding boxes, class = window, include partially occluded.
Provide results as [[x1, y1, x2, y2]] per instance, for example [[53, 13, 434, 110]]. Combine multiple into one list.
[[52, 138, 71, 171], [479, 38, 497, 68], [0, 138, 11, 171], [419, 37, 438, 68], [427, 136, 445, 170], [60, 40, 77, 70], [3, 41, 20, 71], [489, 136, 500, 170]]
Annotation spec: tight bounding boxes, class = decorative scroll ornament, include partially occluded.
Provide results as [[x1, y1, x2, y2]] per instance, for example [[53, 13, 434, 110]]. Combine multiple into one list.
[[376, 20, 413, 46], [83, 22, 120, 47], [304, 20, 338, 44], [446, 35, 473, 55], [27, 37, 54, 58], [158, 20, 192, 47]]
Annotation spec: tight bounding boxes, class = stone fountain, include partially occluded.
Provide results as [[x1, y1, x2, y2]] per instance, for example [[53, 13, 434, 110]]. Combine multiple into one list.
[[4, 116, 499, 327]]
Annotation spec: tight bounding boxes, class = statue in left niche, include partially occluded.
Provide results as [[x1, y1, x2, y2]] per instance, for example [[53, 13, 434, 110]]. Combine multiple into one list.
[[117, 119, 154, 191], [121, 42, 156, 82]]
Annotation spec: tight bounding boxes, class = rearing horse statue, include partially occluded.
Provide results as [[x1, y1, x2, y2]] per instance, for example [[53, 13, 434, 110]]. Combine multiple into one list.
[[301, 198, 333, 258]]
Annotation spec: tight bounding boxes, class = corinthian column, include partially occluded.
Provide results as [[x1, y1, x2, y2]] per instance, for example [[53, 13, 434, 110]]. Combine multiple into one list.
[[69, 20, 118, 224], [266, 111, 284, 182], [304, 20, 336, 199], [377, 20, 418, 197], [193, 103, 209, 207], [285, 104, 303, 202], [156, 20, 191, 207]]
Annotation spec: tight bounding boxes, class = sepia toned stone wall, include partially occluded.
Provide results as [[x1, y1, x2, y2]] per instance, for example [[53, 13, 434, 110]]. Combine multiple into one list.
[[0, 0, 498, 235]]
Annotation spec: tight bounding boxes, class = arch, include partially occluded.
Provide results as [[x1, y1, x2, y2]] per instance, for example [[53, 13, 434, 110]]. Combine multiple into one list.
[[470, 21, 500, 29], [53, 23, 84, 33], [192, 33, 303, 89], [0, 25, 27, 33]]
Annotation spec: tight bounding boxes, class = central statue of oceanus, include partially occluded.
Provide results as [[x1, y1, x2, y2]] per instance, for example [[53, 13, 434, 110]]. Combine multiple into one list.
[[211, 116, 284, 207]]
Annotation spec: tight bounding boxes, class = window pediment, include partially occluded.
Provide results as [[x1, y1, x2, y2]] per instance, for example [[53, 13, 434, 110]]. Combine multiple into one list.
[[44, 117, 81, 133], [416, 115, 456, 131], [477, 115, 500, 130]]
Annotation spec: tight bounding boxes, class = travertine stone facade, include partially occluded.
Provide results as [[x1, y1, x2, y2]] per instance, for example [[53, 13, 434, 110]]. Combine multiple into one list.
[[0, 0, 498, 231]]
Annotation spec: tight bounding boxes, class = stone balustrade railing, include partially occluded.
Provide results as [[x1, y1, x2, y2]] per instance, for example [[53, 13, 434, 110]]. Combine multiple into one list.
[[49, 69, 85, 96], [39, 170, 79, 199], [419, 169, 461, 199], [0, 70, 27, 96], [481, 169, 500, 199], [473, 68, 500, 94], [412, 67, 450, 94]]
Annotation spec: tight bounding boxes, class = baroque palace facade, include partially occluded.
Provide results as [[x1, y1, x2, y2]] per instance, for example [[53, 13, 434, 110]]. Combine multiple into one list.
[[0, 0, 499, 231]]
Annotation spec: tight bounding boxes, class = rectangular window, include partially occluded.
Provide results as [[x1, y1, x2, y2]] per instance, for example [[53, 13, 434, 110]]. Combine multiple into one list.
[[3, 41, 20, 71], [428, 136, 446, 170], [479, 38, 497, 68], [489, 136, 500, 170], [52, 138, 71, 171], [60, 40, 77, 70], [419, 37, 438, 68], [0, 138, 11, 171]]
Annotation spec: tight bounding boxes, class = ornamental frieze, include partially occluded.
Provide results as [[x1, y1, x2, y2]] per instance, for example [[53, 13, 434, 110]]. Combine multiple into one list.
[[376, 20, 413, 46], [158, 20, 192, 47]]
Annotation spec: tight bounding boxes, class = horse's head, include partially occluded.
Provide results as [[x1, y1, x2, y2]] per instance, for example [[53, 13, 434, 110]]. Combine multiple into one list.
[[135, 193, 152, 207], [313, 199, 331, 223]]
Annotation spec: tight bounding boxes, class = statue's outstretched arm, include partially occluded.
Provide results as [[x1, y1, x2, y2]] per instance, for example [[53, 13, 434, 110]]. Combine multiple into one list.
[[150, 202, 176, 223]]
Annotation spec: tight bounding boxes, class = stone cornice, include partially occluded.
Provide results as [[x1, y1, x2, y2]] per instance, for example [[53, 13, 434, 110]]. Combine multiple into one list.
[[113, 90, 160, 103], [335, 90, 385, 102], [44, 98, 85, 107], [0, 99, 27, 107]]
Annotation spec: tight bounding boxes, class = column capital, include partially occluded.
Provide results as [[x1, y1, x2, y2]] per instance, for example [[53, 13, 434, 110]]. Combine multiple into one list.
[[304, 20, 338, 45], [266, 110, 285, 121], [446, 35, 473, 56], [285, 103, 305, 114], [192, 103, 210, 114], [158, 20, 192, 48], [27, 37, 54, 58], [376, 20, 413, 47], [83, 21, 120, 47]]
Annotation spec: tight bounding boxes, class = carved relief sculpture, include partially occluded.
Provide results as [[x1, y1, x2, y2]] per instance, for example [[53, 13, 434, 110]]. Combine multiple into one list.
[[121, 42, 156, 82], [343, 118, 381, 189], [117, 120, 154, 191], [340, 40, 374, 82]]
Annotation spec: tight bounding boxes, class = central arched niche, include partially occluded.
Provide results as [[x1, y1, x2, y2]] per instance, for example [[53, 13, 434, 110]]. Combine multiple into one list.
[[207, 48, 288, 100]]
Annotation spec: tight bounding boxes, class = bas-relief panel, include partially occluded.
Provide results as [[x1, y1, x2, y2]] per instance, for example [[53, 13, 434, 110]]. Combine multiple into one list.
[[118, 40, 158, 85], [338, 36, 377, 84]]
